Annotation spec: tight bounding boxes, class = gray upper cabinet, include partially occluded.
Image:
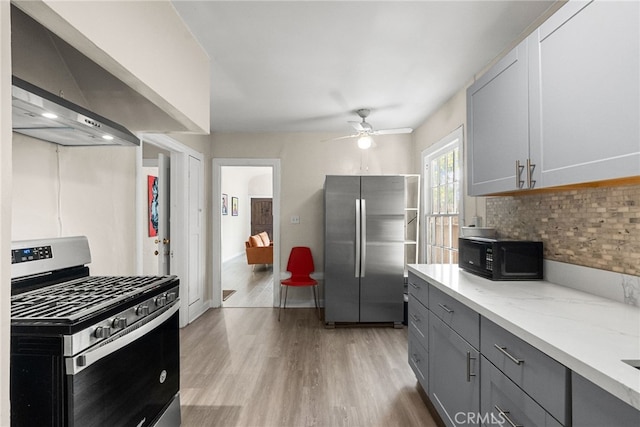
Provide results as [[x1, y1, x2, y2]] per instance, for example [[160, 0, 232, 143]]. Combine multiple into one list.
[[529, 0, 640, 188], [467, 0, 640, 196], [467, 40, 530, 196]]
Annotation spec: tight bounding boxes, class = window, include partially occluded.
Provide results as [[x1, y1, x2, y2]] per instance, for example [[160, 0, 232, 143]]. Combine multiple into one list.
[[422, 127, 462, 264]]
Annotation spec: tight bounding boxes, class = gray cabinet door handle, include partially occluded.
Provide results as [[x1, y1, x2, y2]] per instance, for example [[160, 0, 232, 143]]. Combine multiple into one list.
[[494, 344, 524, 365], [495, 404, 523, 427], [466, 351, 477, 382], [438, 303, 454, 313]]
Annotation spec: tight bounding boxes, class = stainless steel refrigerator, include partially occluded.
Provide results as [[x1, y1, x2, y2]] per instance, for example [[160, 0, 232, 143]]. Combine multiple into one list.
[[324, 175, 405, 325]]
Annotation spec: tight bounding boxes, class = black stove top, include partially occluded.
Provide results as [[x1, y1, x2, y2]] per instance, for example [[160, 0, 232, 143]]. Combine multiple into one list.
[[11, 275, 177, 322]]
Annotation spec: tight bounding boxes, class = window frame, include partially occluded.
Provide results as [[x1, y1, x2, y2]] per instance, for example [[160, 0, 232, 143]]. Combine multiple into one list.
[[420, 126, 464, 264]]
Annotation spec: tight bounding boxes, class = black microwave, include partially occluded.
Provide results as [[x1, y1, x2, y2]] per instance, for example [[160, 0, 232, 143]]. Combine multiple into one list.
[[458, 237, 543, 280]]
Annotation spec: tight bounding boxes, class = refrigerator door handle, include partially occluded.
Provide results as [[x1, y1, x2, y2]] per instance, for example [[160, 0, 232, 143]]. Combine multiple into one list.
[[355, 199, 361, 278], [361, 199, 366, 278]]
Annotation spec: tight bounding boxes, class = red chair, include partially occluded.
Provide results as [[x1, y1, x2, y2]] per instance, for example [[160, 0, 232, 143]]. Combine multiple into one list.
[[279, 246, 320, 321]]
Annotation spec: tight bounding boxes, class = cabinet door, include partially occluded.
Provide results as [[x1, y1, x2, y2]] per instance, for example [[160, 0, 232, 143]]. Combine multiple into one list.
[[529, 0, 640, 188], [572, 371, 640, 427], [428, 312, 480, 426], [481, 357, 563, 427], [467, 39, 530, 196]]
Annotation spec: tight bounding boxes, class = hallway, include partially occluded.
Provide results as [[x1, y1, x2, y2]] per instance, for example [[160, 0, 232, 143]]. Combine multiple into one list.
[[222, 255, 273, 308]]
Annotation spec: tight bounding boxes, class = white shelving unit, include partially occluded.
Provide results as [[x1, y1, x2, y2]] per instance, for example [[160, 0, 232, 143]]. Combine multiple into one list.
[[403, 174, 420, 276]]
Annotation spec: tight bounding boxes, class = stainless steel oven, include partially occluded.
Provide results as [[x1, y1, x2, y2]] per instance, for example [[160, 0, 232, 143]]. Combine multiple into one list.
[[10, 236, 181, 427]]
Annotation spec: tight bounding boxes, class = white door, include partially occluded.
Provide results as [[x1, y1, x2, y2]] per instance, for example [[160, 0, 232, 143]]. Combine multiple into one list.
[[157, 153, 171, 275], [187, 155, 203, 314]]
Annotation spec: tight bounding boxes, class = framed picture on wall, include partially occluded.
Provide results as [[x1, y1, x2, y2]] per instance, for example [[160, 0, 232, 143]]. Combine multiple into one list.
[[222, 193, 228, 215], [148, 175, 158, 237], [232, 197, 238, 216]]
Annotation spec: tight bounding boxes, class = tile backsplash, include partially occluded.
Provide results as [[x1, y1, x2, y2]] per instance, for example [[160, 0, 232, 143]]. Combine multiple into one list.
[[486, 184, 640, 276]]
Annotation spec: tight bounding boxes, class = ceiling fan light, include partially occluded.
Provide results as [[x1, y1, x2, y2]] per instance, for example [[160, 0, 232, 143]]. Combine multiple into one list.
[[357, 135, 373, 149]]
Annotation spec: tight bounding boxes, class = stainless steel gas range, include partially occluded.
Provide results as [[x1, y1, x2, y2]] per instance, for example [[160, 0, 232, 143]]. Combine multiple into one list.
[[10, 236, 181, 427]]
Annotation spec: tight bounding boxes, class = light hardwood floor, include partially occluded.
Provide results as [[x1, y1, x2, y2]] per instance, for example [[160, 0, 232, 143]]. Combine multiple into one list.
[[222, 256, 273, 307], [179, 307, 437, 427]]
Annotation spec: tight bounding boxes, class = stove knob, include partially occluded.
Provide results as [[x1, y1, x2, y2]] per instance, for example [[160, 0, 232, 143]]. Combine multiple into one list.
[[112, 317, 127, 329], [136, 305, 150, 316], [166, 292, 177, 302], [94, 326, 111, 339], [155, 295, 167, 307]]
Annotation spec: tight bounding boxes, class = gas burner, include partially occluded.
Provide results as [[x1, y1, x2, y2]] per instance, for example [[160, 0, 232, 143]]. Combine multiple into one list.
[[11, 275, 175, 322]]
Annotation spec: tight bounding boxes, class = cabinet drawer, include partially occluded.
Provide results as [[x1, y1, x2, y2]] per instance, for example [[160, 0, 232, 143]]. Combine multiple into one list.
[[481, 317, 569, 425], [408, 330, 428, 391], [407, 272, 428, 307], [408, 295, 428, 343], [429, 285, 479, 349], [481, 356, 563, 427]]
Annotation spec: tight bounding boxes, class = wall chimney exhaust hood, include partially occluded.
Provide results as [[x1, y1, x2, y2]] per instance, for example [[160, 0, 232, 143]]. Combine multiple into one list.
[[11, 76, 139, 147]]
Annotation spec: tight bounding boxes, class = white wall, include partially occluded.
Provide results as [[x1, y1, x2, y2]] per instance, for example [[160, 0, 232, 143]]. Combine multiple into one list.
[[1, 2, 11, 423], [12, 134, 138, 275]]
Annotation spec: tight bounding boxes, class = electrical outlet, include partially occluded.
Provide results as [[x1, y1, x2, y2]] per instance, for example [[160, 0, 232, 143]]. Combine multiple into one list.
[[290, 215, 300, 224]]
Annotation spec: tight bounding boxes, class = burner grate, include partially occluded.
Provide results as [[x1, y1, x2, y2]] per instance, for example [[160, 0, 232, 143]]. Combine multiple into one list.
[[11, 276, 173, 321]]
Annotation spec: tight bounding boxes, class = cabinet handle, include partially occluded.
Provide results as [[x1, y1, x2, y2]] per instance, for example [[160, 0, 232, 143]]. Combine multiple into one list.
[[409, 282, 420, 290], [438, 303, 454, 314], [515, 160, 525, 189], [411, 353, 420, 364], [494, 344, 524, 365], [526, 158, 536, 189], [410, 314, 420, 322], [466, 351, 477, 382], [494, 405, 523, 427]]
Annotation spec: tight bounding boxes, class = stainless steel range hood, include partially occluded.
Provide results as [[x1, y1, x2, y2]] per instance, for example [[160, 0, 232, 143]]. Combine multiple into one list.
[[11, 76, 139, 147]]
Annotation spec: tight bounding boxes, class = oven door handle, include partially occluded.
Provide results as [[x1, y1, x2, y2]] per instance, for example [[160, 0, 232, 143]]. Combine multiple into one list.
[[66, 303, 179, 375]]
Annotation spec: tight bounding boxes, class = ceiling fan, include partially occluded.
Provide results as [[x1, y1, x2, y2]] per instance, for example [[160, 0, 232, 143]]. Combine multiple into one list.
[[329, 108, 413, 149]]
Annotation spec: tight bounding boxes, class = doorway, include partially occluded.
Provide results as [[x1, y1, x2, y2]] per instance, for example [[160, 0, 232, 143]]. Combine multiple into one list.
[[137, 134, 206, 327], [212, 159, 281, 308]]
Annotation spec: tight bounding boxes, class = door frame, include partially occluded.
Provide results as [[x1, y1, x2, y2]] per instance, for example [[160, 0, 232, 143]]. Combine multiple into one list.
[[136, 133, 206, 327], [212, 158, 281, 307]]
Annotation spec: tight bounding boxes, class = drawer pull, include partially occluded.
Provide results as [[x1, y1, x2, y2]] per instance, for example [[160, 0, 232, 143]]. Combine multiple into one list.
[[494, 344, 524, 365], [411, 353, 420, 364], [494, 405, 523, 427], [410, 314, 420, 322], [409, 282, 420, 289], [466, 351, 477, 382], [438, 303, 454, 314]]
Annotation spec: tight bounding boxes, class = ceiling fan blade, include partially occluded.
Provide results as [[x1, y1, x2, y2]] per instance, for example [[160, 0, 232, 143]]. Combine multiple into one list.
[[322, 134, 360, 142], [372, 127, 414, 135]]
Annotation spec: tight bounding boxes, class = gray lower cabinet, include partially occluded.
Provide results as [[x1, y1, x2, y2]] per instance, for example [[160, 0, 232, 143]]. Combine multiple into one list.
[[572, 372, 640, 427], [429, 311, 480, 426], [481, 356, 563, 427], [407, 271, 640, 426], [408, 329, 428, 390], [481, 317, 569, 425]]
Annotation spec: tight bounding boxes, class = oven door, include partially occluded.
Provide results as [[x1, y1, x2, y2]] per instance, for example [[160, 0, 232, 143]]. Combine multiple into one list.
[[66, 305, 180, 427]]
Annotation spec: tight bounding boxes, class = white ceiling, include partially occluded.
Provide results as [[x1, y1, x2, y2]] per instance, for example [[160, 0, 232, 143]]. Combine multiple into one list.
[[171, 1, 557, 134]]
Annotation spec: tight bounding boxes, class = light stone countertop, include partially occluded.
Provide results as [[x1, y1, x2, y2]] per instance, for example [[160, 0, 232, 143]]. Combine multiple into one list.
[[408, 263, 640, 410]]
